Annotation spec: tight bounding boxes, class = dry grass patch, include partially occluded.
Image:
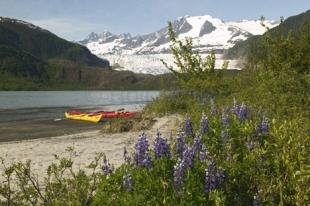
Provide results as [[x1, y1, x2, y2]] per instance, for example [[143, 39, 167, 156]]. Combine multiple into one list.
[[102, 113, 157, 133]]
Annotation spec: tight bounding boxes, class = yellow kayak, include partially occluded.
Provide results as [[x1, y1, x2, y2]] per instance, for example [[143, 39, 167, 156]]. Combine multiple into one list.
[[65, 112, 103, 123]]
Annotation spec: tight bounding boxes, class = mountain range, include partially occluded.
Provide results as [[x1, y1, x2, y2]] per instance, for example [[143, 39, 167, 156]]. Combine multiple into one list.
[[0, 10, 308, 89], [79, 15, 278, 55]]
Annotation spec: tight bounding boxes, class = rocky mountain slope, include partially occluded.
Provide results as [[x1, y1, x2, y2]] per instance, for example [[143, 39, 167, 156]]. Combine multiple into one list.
[[80, 15, 278, 55]]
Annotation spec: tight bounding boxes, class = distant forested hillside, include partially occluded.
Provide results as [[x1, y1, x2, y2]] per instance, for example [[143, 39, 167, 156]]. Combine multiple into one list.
[[0, 17, 112, 89]]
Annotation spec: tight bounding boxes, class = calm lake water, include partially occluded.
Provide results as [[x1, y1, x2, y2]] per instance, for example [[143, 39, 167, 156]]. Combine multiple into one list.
[[0, 91, 160, 122]]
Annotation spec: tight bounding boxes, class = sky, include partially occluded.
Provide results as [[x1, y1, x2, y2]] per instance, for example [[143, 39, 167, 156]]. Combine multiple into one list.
[[0, 0, 309, 41]]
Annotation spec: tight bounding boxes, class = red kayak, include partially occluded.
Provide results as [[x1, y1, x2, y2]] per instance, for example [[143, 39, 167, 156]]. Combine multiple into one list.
[[67, 110, 136, 119]]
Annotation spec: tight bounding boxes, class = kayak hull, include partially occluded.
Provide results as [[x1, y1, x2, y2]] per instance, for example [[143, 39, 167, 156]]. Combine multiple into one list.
[[65, 112, 102, 123], [64, 110, 136, 122], [94, 111, 136, 118]]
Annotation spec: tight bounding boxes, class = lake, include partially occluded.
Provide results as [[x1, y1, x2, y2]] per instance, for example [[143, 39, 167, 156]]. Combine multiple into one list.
[[0, 91, 160, 122]]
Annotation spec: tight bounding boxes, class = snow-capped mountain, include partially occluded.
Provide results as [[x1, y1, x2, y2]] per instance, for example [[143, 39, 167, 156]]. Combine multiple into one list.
[[79, 15, 278, 55]]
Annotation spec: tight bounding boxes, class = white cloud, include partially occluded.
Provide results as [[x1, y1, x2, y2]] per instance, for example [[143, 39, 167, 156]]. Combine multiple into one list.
[[25, 18, 103, 41]]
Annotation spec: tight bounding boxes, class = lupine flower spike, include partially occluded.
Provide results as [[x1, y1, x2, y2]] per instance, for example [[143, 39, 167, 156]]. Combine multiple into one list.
[[122, 169, 133, 191], [154, 132, 171, 159], [184, 114, 194, 137], [258, 115, 269, 134], [176, 129, 186, 159], [193, 135, 203, 155], [134, 133, 153, 168], [199, 144, 207, 161], [173, 159, 186, 191], [237, 102, 248, 121], [123, 147, 131, 164], [205, 160, 226, 194], [182, 145, 195, 169], [102, 155, 113, 175]]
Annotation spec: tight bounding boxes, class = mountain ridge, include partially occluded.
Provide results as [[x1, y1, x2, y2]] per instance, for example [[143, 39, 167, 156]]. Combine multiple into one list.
[[0, 16, 110, 68], [79, 15, 278, 55]]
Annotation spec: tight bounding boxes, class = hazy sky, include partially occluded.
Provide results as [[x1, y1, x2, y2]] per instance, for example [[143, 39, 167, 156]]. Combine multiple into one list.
[[0, 0, 309, 41]]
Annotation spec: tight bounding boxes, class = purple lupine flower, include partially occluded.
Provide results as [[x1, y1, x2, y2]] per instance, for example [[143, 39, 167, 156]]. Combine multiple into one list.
[[237, 103, 248, 121], [184, 114, 194, 137], [123, 147, 131, 164], [122, 169, 133, 191], [200, 113, 209, 134], [154, 132, 171, 159], [176, 129, 186, 159], [258, 116, 269, 134], [199, 144, 207, 161], [141, 156, 153, 168], [205, 160, 226, 194], [182, 145, 195, 169], [134, 133, 153, 168], [231, 99, 249, 121], [221, 109, 229, 128], [193, 135, 203, 155], [173, 159, 186, 191], [210, 98, 218, 115], [205, 161, 218, 193], [102, 155, 113, 175]]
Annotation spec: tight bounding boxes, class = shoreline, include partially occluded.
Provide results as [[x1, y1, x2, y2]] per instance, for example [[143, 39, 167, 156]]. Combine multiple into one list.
[[0, 104, 145, 142]]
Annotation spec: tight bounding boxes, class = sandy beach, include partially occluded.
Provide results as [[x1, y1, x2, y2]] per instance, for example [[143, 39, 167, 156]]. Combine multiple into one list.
[[0, 114, 182, 182], [0, 119, 103, 142]]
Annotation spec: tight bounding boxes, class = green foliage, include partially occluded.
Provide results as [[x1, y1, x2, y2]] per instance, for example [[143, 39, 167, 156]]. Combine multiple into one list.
[[91, 106, 309, 205], [0, 102, 308, 205], [0, 147, 105, 206], [161, 22, 228, 94], [246, 23, 310, 75], [234, 21, 310, 123], [0, 45, 49, 79]]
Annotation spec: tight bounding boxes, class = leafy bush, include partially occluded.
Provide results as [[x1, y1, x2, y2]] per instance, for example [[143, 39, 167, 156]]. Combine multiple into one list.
[[0, 147, 105, 205], [161, 22, 229, 96]]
